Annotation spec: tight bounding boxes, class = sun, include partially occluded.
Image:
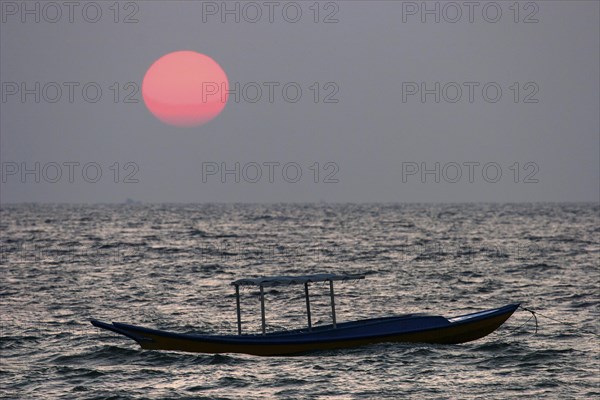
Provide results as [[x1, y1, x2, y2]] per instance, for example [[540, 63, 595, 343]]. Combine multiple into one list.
[[142, 51, 229, 127]]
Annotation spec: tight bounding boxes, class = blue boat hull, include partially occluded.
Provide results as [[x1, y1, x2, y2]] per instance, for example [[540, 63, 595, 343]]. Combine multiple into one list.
[[91, 304, 519, 356]]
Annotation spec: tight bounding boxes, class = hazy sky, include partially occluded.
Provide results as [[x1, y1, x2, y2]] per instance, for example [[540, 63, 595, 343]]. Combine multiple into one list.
[[1, 1, 598, 203]]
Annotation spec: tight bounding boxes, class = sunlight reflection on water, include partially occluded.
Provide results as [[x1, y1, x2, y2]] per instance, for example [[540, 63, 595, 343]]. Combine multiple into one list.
[[1, 203, 598, 398]]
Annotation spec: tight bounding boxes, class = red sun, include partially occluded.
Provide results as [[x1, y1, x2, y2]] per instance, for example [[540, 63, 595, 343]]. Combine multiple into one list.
[[142, 51, 229, 127]]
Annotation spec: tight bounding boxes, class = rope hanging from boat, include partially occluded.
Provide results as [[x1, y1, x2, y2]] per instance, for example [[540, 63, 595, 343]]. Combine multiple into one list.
[[494, 307, 537, 337], [518, 305, 599, 338], [520, 306, 538, 334]]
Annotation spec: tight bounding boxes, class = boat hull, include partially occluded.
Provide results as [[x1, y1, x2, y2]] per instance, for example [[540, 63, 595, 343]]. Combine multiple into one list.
[[91, 304, 519, 356]]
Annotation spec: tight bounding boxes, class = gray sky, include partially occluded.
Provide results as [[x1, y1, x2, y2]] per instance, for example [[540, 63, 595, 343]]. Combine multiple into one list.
[[1, 1, 598, 203]]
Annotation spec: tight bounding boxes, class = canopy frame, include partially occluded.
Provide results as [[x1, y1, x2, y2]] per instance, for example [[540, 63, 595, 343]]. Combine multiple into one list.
[[231, 273, 365, 335]]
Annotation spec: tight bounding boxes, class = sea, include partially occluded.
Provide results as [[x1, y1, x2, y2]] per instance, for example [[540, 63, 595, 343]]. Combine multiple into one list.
[[1, 203, 598, 399]]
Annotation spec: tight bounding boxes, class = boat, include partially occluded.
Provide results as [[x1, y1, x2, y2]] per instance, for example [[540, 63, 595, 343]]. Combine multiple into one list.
[[91, 273, 519, 356]]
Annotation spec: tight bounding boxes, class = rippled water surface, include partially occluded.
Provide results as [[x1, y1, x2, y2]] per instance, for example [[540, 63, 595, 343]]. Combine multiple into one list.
[[1, 203, 598, 399]]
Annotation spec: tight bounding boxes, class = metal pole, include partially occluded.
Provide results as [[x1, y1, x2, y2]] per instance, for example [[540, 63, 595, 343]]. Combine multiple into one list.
[[260, 285, 266, 335], [304, 282, 312, 331], [235, 284, 242, 335], [329, 280, 337, 328]]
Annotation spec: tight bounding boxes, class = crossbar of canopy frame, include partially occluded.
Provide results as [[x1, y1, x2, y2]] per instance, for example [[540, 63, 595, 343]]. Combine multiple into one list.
[[230, 273, 366, 335]]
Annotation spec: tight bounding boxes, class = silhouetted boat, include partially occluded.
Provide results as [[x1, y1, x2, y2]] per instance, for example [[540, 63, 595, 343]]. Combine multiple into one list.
[[91, 273, 519, 356]]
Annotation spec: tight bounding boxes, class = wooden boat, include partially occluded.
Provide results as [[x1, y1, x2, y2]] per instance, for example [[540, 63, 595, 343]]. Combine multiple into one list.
[[91, 273, 519, 356]]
